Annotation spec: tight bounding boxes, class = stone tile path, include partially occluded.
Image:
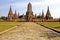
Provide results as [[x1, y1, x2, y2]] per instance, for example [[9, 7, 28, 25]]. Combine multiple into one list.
[[0, 22, 60, 40]]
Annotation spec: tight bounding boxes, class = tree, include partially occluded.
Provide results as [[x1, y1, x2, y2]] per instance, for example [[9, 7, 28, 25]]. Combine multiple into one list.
[[0, 16, 6, 20], [59, 17, 60, 22]]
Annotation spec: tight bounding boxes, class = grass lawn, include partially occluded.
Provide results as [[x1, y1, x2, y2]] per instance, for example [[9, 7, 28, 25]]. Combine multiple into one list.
[[0, 22, 24, 32], [37, 22, 60, 30]]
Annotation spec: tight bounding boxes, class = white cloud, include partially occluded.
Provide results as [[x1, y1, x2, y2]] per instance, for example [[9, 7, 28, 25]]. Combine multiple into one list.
[[0, 0, 60, 18]]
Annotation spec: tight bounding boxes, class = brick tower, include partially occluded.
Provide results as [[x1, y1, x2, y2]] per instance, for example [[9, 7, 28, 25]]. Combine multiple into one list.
[[26, 2, 34, 22], [8, 5, 13, 21], [42, 10, 44, 18], [46, 6, 53, 20], [13, 10, 18, 19]]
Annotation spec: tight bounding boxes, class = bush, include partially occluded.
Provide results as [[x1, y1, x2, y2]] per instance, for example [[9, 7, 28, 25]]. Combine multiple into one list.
[[0, 16, 6, 20], [59, 17, 60, 22]]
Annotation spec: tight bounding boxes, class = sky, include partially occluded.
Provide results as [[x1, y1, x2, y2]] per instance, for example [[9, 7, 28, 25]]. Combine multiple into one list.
[[0, 0, 60, 18]]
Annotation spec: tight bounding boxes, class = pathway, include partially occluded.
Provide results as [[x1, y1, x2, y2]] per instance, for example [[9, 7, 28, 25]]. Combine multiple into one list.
[[0, 22, 60, 40]]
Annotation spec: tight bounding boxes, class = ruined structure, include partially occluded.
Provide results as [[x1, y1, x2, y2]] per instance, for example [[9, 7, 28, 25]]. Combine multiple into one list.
[[7, 3, 53, 22]]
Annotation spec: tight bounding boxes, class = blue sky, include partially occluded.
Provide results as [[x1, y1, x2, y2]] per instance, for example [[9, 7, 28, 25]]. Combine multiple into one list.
[[0, 0, 60, 18]]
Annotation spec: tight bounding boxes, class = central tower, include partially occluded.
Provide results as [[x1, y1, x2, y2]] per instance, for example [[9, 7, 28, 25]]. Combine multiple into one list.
[[28, 2, 32, 12], [26, 2, 34, 22]]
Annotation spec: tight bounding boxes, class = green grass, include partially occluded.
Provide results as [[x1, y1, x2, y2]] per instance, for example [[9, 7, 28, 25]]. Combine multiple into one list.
[[0, 22, 24, 32], [37, 22, 60, 30]]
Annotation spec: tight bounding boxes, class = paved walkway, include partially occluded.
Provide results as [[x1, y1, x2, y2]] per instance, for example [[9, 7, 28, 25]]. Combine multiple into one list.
[[0, 22, 60, 40]]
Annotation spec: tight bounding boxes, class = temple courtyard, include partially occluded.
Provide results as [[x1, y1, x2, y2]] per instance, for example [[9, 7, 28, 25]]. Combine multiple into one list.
[[0, 22, 60, 40]]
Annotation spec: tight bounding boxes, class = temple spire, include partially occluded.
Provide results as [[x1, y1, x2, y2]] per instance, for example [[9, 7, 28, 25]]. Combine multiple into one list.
[[26, 2, 33, 22], [18, 12, 19, 17], [13, 10, 18, 18], [42, 10, 44, 18], [39, 12, 41, 17], [47, 6, 51, 16], [15, 10, 16, 14], [28, 2, 32, 12], [9, 5, 11, 11], [8, 5, 13, 20], [46, 6, 51, 20], [8, 5, 13, 15]]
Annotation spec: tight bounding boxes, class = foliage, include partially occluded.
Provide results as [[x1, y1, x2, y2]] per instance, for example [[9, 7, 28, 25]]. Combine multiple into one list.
[[0, 16, 6, 20], [59, 17, 60, 22]]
